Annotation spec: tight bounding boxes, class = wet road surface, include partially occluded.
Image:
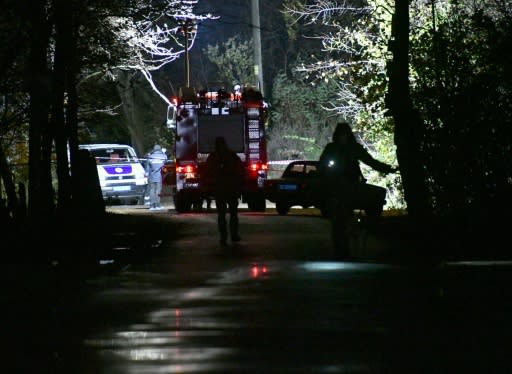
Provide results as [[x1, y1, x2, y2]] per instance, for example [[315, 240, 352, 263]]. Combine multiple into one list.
[[6, 206, 512, 373]]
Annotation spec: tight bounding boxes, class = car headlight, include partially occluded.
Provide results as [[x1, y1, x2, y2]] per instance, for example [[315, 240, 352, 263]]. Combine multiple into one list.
[[135, 171, 147, 185]]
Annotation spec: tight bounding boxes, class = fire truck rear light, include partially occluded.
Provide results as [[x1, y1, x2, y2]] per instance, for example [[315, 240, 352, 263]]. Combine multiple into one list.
[[251, 264, 268, 278], [249, 162, 267, 171], [177, 165, 196, 173]]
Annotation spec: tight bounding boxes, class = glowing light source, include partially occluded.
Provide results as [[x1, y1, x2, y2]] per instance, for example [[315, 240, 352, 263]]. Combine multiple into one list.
[[251, 264, 268, 278], [177, 165, 196, 174], [249, 162, 267, 172]]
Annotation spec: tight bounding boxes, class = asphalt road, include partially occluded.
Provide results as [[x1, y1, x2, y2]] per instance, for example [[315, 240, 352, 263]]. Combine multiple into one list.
[[5, 203, 512, 373]]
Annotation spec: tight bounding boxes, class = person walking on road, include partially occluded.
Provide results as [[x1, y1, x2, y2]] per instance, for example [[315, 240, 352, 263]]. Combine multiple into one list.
[[318, 122, 397, 257], [204, 136, 245, 246], [145, 144, 167, 210]]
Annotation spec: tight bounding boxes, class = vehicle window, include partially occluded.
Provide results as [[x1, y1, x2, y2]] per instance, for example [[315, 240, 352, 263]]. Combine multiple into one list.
[[90, 148, 138, 164], [283, 163, 305, 177], [305, 164, 318, 177]]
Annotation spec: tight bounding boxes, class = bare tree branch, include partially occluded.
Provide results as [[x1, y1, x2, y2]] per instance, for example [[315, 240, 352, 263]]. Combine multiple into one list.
[[110, 1, 218, 106]]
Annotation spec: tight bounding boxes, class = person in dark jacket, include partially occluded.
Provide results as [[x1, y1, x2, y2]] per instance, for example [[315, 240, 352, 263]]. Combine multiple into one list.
[[204, 136, 245, 246], [145, 144, 167, 210], [318, 122, 396, 256]]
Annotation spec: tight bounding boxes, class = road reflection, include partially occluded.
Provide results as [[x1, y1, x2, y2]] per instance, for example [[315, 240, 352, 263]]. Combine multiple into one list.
[[82, 262, 276, 373]]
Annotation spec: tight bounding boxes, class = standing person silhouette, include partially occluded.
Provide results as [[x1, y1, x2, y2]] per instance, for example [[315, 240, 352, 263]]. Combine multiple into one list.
[[318, 122, 396, 257], [145, 144, 167, 210], [204, 136, 245, 246]]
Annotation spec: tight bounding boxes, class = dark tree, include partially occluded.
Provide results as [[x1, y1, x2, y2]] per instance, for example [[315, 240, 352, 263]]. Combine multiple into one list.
[[385, 0, 430, 220]]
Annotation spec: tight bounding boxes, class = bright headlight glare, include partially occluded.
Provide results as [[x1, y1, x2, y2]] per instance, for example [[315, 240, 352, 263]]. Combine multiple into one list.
[[135, 171, 146, 185]]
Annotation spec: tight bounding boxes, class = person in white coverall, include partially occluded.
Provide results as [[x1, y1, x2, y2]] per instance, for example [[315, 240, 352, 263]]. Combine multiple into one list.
[[145, 144, 167, 210]]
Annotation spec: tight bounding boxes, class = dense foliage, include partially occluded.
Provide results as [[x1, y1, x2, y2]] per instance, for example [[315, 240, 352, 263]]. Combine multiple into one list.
[[203, 36, 255, 89], [409, 0, 512, 217], [281, 0, 512, 215], [280, 0, 403, 208], [267, 73, 339, 161]]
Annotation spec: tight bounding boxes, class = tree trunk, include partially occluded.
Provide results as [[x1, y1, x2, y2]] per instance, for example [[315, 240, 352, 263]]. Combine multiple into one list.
[[52, 0, 71, 214], [27, 0, 52, 222], [66, 16, 87, 214], [386, 0, 430, 220], [116, 70, 148, 155], [0, 144, 18, 219]]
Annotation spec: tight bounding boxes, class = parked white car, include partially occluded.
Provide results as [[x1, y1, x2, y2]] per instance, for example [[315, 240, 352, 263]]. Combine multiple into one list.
[[79, 144, 147, 205]]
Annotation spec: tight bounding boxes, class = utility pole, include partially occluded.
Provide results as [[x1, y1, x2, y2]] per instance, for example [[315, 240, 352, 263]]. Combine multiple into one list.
[[183, 19, 191, 87], [251, 0, 264, 96]]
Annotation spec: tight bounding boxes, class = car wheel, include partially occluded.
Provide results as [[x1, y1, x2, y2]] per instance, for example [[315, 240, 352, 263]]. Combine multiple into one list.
[[276, 201, 289, 215]]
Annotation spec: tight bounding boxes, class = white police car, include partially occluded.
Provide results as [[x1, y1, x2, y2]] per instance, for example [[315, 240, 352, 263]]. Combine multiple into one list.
[[79, 144, 147, 205]]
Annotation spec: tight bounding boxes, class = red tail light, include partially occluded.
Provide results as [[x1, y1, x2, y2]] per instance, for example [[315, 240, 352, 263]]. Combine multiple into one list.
[[251, 265, 259, 277], [249, 162, 267, 172], [251, 264, 268, 278], [176, 165, 196, 173]]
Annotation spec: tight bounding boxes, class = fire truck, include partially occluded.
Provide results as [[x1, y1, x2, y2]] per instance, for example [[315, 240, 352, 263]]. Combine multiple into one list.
[[166, 85, 268, 213]]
